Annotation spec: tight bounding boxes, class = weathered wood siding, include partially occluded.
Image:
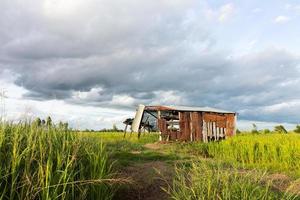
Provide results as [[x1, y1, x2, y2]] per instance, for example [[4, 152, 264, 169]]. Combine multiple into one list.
[[179, 112, 191, 141], [191, 112, 202, 141], [157, 111, 236, 142]]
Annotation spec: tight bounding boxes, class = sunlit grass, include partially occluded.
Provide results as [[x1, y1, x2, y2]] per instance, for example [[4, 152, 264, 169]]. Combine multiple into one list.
[[166, 160, 298, 200], [2, 125, 299, 200], [168, 133, 300, 177], [78, 131, 159, 144], [0, 122, 119, 200]]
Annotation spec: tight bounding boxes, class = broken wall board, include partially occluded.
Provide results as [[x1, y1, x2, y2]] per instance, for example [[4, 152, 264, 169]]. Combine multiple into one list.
[[201, 112, 236, 141], [225, 114, 236, 137], [179, 112, 191, 141], [191, 112, 202, 141], [131, 104, 145, 132]]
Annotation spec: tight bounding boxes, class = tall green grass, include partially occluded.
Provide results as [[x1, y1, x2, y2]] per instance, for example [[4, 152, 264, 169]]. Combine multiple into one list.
[[167, 161, 298, 200], [79, 131, 159, 144], [169, 134, 300, 177], [206, 134, 300, 176], [0, 122, 117, 200]]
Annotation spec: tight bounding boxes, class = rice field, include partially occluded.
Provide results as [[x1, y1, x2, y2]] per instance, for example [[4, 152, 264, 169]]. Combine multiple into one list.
[[1, 123, 300, 199], [206, 134, 300, 176], [163, 133, 300, 200], [168, 133, 300, 177], [0, 123, 120, 200], [168, 162, 280, 200]]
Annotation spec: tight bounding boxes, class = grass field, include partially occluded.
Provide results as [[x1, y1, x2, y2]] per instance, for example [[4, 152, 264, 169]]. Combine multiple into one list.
[[1, 123, 300, 199], [0, 123, 121, 200], [80, 131, 300, 200]]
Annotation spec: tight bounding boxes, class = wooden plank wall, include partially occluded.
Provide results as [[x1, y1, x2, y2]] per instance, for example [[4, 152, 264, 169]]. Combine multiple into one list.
[[157, 118, 168, 139], [202, 113, 236, 141], [157, 111, 235, 142], [179, 112, 191, 141], [225, 114, 235, 137], [191, 112, 202, 141]]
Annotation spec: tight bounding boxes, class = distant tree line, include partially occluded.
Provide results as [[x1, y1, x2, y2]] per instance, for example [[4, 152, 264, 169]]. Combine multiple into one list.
[[33, 116, 69, 131], [236, 124, 300, 134], [82, 124, 123, 133]]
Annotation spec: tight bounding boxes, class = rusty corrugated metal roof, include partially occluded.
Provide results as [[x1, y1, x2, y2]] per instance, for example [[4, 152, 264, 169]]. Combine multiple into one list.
[[145, 105, 235, 114]]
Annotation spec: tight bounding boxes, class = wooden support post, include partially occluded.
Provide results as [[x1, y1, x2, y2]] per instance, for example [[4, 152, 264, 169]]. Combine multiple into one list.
[[123, 124, 128, 138], [130, 130, 133, 138], [158, 110, 162, 141], [190, 112, 193, 142]]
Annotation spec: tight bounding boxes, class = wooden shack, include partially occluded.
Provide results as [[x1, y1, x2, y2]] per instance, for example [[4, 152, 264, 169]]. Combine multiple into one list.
[[131, 104, 237, 142]]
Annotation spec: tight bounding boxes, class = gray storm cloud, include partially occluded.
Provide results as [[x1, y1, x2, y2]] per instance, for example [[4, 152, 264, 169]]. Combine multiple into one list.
[[0, 0, 300, 123]]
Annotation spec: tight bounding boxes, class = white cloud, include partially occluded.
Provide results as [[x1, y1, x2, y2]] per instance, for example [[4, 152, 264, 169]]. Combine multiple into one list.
[[111, 94, 136, 107], [1, 0, 300, 130], [263, 100, 300, 113], [252, 8, 262, 13], [43, 0, 85, 18], [218, 3, 235, 22], [72, 87, 104, 101], [151, 90, 185, 105], [285, 3, 300, 12], [203, 3, 235, 23], [274, 15, 290, 24], [285, 4, 292, 10]]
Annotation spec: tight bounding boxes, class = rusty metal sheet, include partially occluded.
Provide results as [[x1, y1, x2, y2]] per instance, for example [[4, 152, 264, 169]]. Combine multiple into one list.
[[203, 113, 226, 122], [144, 105, 235, 114], [158, 118, 167, 135], [144, 106, 172, 111], [179, 112, 191, 141], [169, 131, 179, 140], [191, 112, 202, 141], [225, 114, 235, 137]]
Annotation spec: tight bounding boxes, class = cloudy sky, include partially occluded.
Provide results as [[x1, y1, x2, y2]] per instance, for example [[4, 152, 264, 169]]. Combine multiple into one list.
[[0, 0, 300, 130]]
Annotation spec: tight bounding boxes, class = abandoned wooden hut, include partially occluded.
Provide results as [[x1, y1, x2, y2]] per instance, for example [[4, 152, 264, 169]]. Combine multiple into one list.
[[131, 104, 237, 142]]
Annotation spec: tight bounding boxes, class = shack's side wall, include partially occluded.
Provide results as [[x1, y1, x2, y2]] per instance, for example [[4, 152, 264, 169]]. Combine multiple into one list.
[[202, 112, 236, 141], [157, 110, 236, 142]]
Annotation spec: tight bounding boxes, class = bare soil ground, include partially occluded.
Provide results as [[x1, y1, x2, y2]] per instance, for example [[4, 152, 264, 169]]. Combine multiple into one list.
[[263, 174, 300, 195], [144, 143, 162, 150], [113, 161, 173, 200]]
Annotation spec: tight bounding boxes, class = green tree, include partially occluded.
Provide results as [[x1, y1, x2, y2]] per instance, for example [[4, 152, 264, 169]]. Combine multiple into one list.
[[251, 123, 259, 134], [274, 125, 288, 134], [63, 122, 69, 130], [236, 129, 241, 134], [263, 129, 271, 134], [46, 116, 52, 127], [294, 125, 300, 133], [34, 117, 42, 127], [41, 119, 46, 126], [58, 121, 64, 129], [112, 124, 118, 131]]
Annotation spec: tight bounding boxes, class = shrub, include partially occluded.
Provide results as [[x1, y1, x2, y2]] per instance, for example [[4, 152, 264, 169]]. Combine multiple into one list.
[[263, 129, 271, 134], [274, 125, 288, 134], [294, 125, 300, 133]]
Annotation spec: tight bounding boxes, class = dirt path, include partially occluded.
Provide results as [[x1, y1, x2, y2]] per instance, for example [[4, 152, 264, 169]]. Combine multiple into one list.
[[113, 161, 173, 200], [113, 143, 173, 200]]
